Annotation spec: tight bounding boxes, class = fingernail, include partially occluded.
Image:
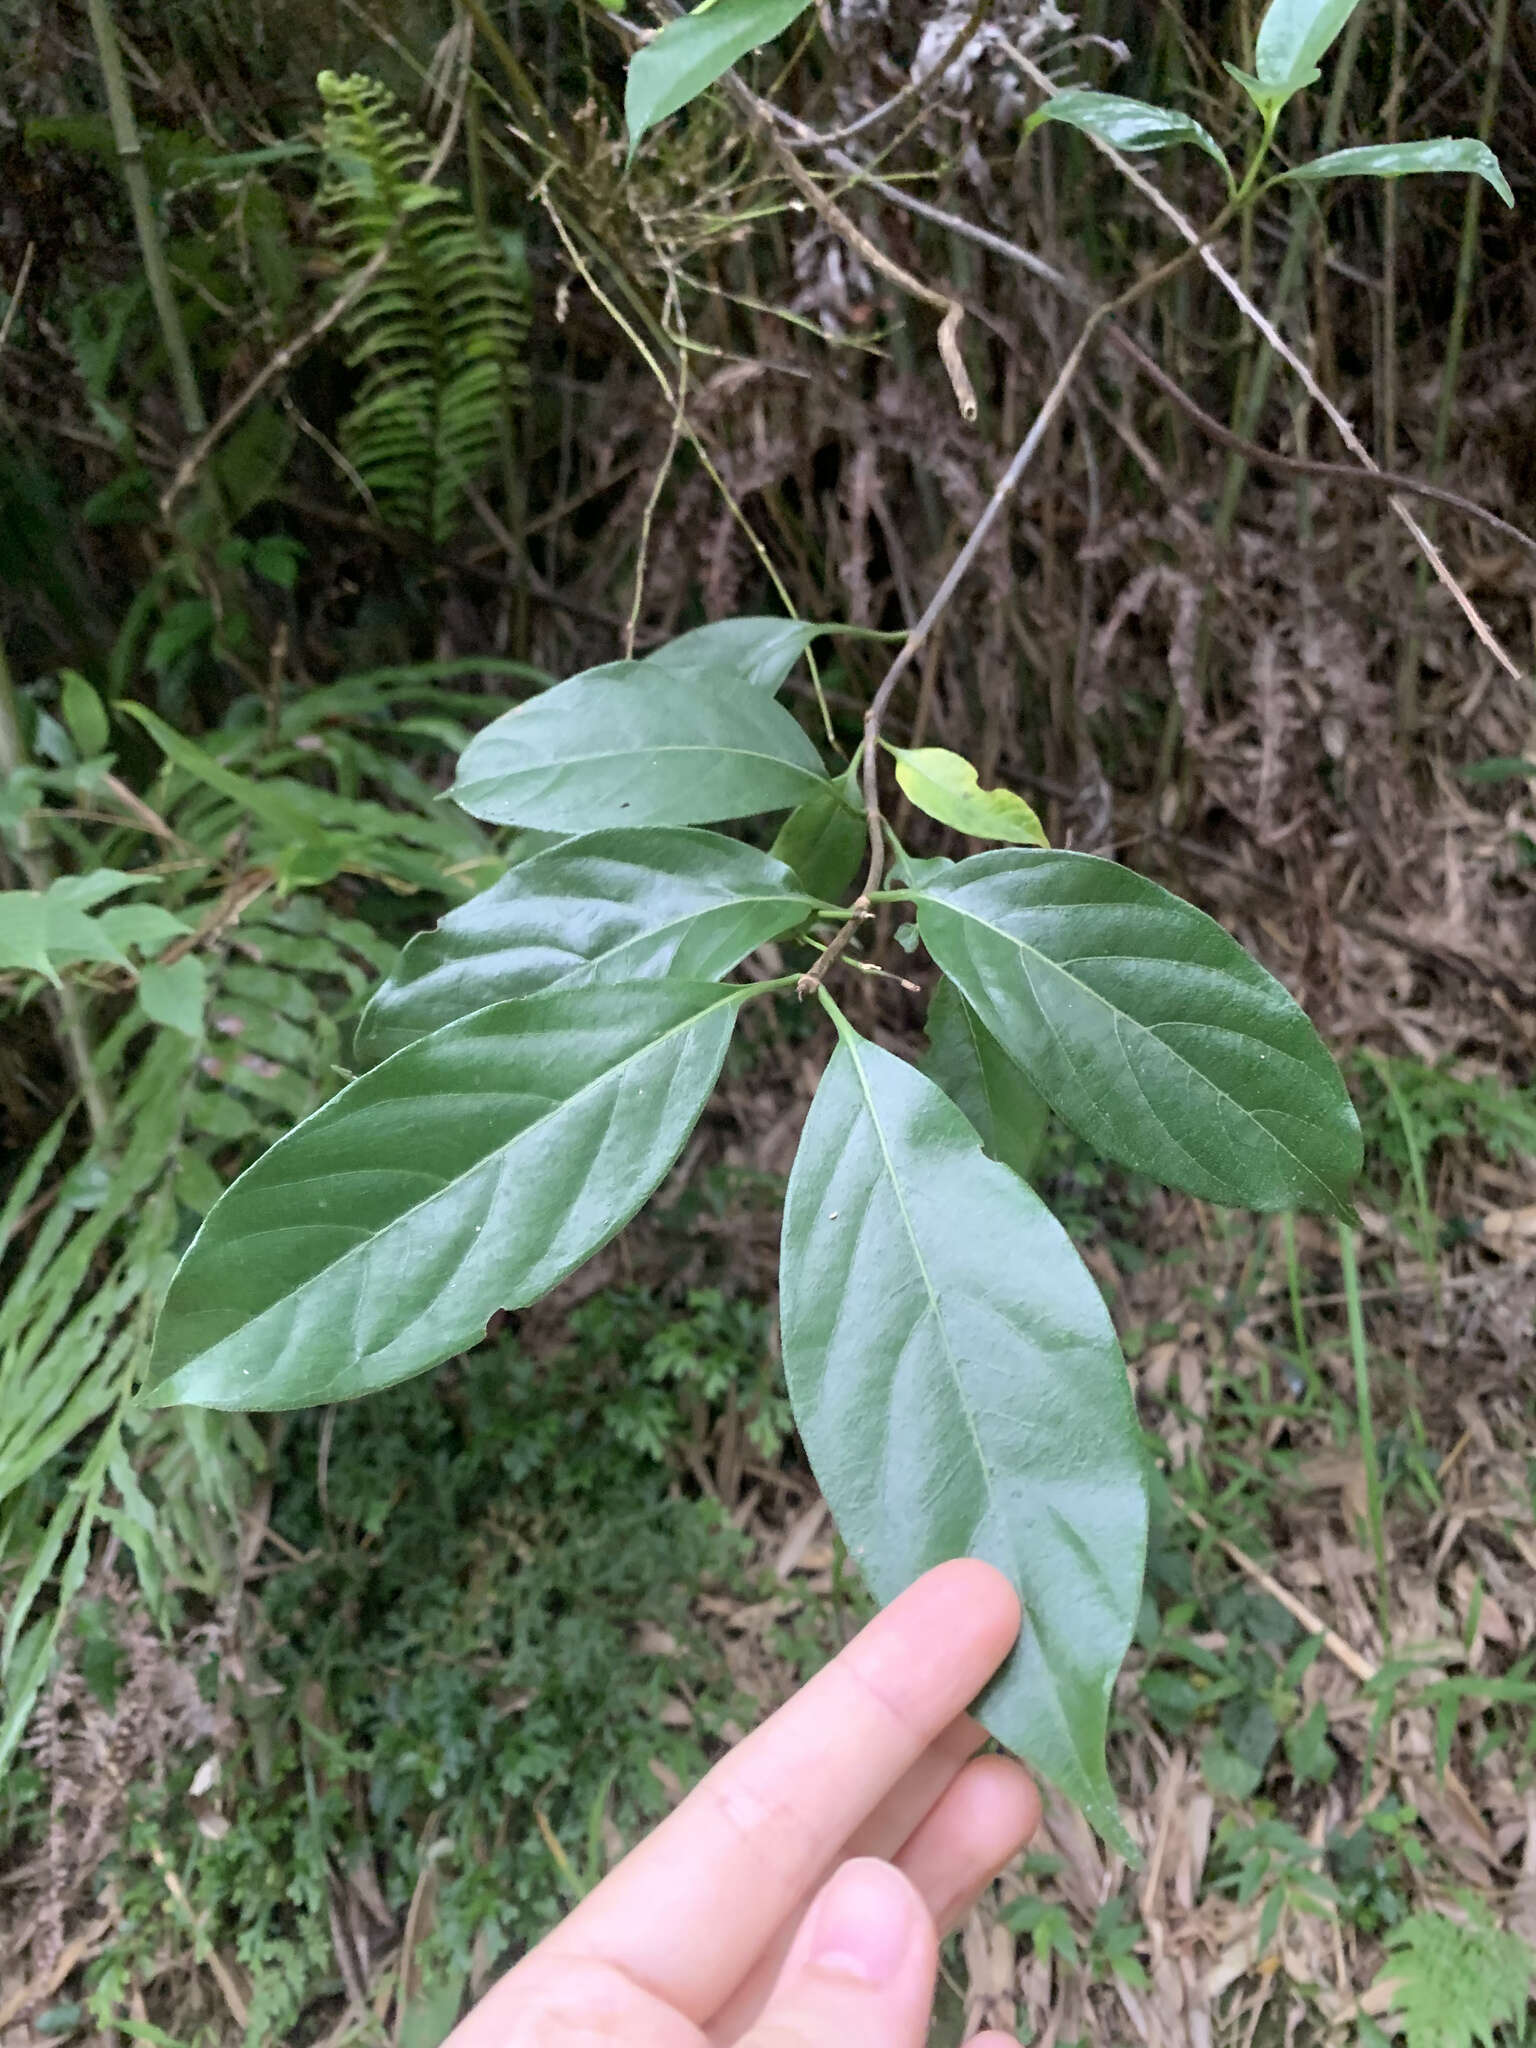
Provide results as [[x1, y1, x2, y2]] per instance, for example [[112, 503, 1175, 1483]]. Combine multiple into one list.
[[806, 1859, 914, 1986]]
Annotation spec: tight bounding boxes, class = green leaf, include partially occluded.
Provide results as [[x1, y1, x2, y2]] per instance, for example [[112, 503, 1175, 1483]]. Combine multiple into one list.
[[886, 844, 955, 891], [145, 598, 215, 679], [1254, 0, 1364, 95], [1284, 138, 1513, 207], [118, 703, 320, 840], [924, 978, 1048, 1182], [639, 616, 831, 693], [1376, 1902, 1535, 2048], [780, 1018, 1146, 1848], [626, 0, 814, 151], [96, 903, 193, 955], [59, 670, 110, 757], [355, 828, 814, 1065], [144, 980, 755, 1411], [770, 779, 867, 903], [0, 892, 56, 983], [1223, 60, 1285, 119], [914, 851, 1361, 1218], [1200, 1735, 1264, 1800], [1026, 91, 1230, 176], [137, 957, 207, 1037], [890, 747, 1048, 847], [452, 670, 827, 830]]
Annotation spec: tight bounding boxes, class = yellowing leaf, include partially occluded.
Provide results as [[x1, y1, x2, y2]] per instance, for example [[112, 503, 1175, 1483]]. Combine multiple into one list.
[[891, 748, 1047, 847]]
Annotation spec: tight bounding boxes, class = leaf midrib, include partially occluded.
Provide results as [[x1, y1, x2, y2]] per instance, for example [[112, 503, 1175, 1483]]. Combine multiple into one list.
[[927, 893, 1339, 1208], [462, 737, 824, 783], [839, 1036, 1020, 1595]]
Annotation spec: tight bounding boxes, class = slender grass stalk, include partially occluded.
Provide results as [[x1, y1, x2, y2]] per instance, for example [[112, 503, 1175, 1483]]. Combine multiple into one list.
[[1395, 0, 1511, 730], [0, 627, 112, 1140], [1211, 4, 1369, 538], [1282, 1210, 1314, 1391], [1337, 1223, 1391, 1649], [465, 70, 529, 657], [84, 0, 207, 437], [1368, 1050, 1440, 1321]]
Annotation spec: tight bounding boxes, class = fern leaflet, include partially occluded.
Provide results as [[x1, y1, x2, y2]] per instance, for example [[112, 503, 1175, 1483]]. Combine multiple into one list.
[[1376, 1901, 1534, 2048], [316, 71, 528, 544]]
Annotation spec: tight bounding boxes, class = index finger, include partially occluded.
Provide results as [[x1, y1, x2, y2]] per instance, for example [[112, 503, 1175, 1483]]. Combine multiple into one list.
[[538, 1557, 1020, 2020]]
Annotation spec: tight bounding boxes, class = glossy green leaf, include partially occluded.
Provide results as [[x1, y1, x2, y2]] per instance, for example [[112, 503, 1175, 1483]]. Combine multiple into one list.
[[1254, 0, 1364, 94], [1285, 138, 1513, 207], [356, 828, 813, 1065], [59, 670, 110, 757], [626, 0, 814, 152], [770, 779, 867, 904], [144, 981, 754, 1411], [924, 977, 1048, 1182], [886, 844, 955, 891], [452, 671, 827, 831], [640, 616, 830, 693], [1027, 91, 1229, 176], [914, 851, 1361, 1218], [890, 747, 1048, 847], [137, 956, 207, 1037], [780, 1017, 1145, 1847]]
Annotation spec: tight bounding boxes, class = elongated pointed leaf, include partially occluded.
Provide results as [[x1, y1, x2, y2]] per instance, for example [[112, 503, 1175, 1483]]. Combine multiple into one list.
[[145, 981, 754, 1411], [770, 780, 867, 903], [780, 1022, 1145, 1847], [452, 671, 827, 831], [356, 828, 813, 1064], [1285, 138, 1513, 207], [891, 747, 1048, 847], [914, 851, 1360, 1218], [640, 617, 829, 693], [1255, 0, 1363, 93], [1027, 91, 1229, 176], [924, 978, 1047, 1181], [626, 0, 814, 152]]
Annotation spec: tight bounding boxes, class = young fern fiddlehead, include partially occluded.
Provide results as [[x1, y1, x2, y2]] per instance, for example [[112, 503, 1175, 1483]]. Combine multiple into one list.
[[316, 71, 528, 545]]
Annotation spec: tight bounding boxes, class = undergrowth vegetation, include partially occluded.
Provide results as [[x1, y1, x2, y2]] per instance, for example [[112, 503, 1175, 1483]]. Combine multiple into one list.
[[2, 0, 1535, 2039]]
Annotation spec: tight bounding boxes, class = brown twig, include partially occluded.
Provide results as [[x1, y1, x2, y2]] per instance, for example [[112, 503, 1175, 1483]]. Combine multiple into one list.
[[765, 87, 1536, 565], [1004, 42, 1525, 683], [1106, 327, 1536, 559], [796, 234, 1231, 997], [761, 133, 977, 421], [783, 0, 993, 151], [0, 241, 35, 357]]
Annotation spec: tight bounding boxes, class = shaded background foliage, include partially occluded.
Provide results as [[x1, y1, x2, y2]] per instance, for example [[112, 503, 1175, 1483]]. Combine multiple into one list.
[[2, 0, 1535, 2039]]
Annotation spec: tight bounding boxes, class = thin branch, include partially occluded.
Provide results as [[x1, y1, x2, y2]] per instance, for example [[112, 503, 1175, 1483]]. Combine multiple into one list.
[[1106, 327, 1536, 557], [626, 288, 689, 656], [771, 81, 1535, 567], [785, 0, 993, 150], [758, 128, 976, 420], [0, 242, 35, 357], [1005, 43, 1524, 683]]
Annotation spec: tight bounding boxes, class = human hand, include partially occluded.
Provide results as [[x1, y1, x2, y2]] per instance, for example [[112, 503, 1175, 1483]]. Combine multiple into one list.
[[447, 1558, 1037, 2047]]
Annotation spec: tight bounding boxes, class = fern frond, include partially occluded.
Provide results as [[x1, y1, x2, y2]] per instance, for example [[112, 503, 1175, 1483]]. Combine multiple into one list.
[[316, 71, 529, 544], [1376, 1899, 1535, 2048]]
